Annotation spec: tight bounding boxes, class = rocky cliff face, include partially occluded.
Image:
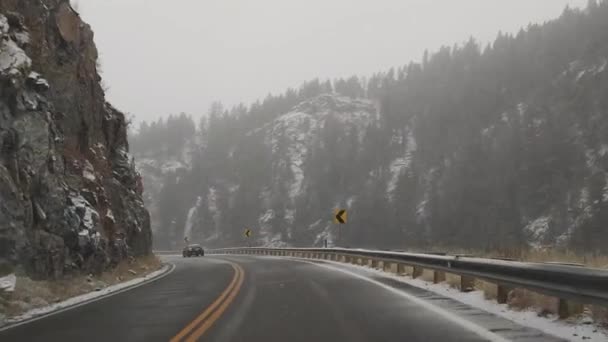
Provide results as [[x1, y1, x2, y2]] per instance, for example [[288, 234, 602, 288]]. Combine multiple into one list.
[[0, 0, 151, 279]]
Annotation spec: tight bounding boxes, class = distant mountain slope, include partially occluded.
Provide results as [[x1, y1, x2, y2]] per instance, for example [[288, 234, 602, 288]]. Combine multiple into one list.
[[133, 1, 608, 253]]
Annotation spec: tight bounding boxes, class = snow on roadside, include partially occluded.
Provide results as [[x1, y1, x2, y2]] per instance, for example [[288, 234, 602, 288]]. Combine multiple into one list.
[[2, 265, 171, 326], [310, 259, 608, 342]]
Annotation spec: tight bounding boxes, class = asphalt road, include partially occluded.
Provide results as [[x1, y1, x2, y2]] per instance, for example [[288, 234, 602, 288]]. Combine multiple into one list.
[[0, 255, 565, 342]]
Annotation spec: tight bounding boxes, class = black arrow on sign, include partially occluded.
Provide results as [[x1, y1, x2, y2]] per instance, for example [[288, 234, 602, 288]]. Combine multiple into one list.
[[335, 210, 346, 224]]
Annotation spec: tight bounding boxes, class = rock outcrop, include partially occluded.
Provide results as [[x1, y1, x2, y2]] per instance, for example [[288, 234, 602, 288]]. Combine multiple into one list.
[[0, 0, 151, 279]]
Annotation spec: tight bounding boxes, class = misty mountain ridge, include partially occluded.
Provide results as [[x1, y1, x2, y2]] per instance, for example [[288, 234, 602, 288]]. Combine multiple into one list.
[[132, 1, 608, 253]]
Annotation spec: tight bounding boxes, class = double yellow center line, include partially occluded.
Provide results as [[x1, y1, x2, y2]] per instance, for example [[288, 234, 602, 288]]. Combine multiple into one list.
[[171, 262, 245, 342]]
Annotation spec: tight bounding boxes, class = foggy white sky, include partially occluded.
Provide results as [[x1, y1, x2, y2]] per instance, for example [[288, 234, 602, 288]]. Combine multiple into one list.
[[74, 0, 587, 124]]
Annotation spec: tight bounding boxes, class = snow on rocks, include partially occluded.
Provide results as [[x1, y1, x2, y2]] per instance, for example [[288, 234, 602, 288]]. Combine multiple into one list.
[[0, 274, 16, 293], [69, 194, 99, 231], [105, 209, 115, 223], [387, 129, 417, 197], [567, 58, 608, 84], [0, 20, 31, 79], [0, 14, 8, 34], [524, 216, 551, 248], [183, 196, 202, 240], [26, 71, 49, 91], [65, 193, 102, 249], [264, 94, 376, 201], [82, 160, 96, 182]]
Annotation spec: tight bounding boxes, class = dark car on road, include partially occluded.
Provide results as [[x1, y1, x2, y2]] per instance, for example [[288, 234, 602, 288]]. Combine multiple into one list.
[[183, 244, 205, 257]]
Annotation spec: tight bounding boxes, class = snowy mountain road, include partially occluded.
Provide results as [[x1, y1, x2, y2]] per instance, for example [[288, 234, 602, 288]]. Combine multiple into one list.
[[0, 255, 566, 342]]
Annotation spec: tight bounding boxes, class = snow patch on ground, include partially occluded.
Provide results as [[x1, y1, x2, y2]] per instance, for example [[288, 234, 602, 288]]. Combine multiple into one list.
[[183, 196, 202, 240], [387, 157, 407, 195], [524, 216, 551, 248], [285, 209, 295, 226], [585, 149, 597, 170], [599, 144, 608, 157], [313, 221, 332, 246], [0, 274, 16, 293], [346, 196, 355, 209], [3, 265, 171, 327], [517, 103, 528, 118], [308, 259, 608, 342], [137, 158, 188, 174], [570, 58, 607, 83], [387, 129, 417, 197], [598, 59, 607, 74], [257, 209, 291, 247], [261, 235, 289, 248], [207, 187, 219, 235], [481, 126, 495, 137], [603, 174, 608, 203]]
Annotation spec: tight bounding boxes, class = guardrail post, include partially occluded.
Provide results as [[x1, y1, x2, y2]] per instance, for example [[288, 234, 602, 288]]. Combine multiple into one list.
[[397, 264, 406, 275], [371, 259, 378, 268], [558, 299, 584, 319], [433, 271, 446, 284], [460, 276, 475, 292], [496, 284, 512, 304], [412, 266, 423, 279]]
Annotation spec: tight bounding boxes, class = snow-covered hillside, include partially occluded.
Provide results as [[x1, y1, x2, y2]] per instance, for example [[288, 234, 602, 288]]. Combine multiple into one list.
[[131, 3, 608, 252]]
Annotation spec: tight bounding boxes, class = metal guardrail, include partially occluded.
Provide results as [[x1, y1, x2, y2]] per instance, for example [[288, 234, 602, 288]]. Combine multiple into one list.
[[208, 247, 608, 318]]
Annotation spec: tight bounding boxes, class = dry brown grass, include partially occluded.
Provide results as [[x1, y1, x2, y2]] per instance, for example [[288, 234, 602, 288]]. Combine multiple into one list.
[[99, 254, 161, 285], [589, 305, 608, 327], [1, 255, 162, 318]]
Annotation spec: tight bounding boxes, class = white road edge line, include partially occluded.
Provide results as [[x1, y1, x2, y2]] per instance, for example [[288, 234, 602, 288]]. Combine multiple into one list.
[[0, 262, 176, 333], [300, 259, 512, 342]]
